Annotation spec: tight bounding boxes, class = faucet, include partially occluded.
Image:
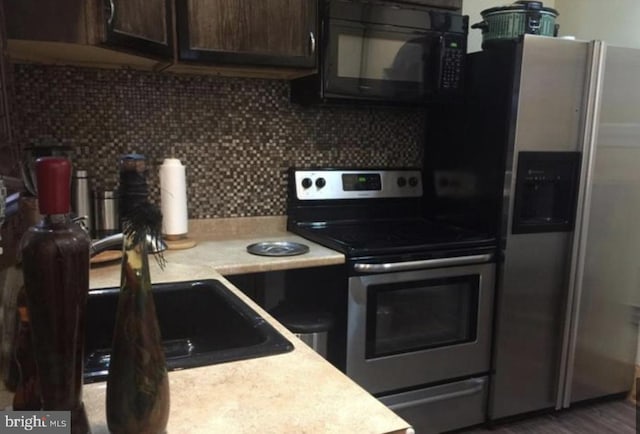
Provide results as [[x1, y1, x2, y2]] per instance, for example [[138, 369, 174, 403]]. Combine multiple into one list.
[[90, 233, 167, 257], [71, 215, 167, 258]]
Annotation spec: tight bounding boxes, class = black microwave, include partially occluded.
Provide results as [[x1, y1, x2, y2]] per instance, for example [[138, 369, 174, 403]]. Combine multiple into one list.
[[291, 0, 468, 105]]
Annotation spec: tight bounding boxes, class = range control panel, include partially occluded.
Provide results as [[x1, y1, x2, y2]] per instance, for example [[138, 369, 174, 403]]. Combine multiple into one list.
[[294, 169, 422, 200]]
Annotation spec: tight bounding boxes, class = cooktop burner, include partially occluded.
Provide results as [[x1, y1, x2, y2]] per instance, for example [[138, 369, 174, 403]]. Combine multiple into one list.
[[293, 218, 491, 257], [287, 168, 496, 259]]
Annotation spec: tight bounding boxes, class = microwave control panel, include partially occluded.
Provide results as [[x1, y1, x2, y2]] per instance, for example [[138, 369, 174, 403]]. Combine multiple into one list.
[[438, 35, 465, 91]]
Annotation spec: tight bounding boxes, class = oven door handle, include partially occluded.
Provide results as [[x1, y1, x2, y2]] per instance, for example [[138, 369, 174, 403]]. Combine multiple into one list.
[[353, 254, 493, 273]]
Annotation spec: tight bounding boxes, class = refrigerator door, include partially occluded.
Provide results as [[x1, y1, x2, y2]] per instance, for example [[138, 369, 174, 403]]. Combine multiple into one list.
[[561, 43, 640, 406], [490, 36, 592, 420]]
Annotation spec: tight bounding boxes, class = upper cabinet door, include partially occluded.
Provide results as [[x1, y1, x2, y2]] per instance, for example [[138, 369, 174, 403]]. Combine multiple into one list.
[[177, 0, 317, 68], [105, 0, 173, 58], [0, 1, 13, 166], [400, 0, 462, 11]]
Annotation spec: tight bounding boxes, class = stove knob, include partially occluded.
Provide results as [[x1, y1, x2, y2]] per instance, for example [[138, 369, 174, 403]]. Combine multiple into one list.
[[409, 177, 419, 187], [301, 178, 313, 189], [397, 177, 407, 187], [315, 177, 326, 188]]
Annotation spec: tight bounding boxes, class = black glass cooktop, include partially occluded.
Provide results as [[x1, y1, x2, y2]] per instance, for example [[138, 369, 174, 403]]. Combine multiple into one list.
[[291, 218, 492, 257]]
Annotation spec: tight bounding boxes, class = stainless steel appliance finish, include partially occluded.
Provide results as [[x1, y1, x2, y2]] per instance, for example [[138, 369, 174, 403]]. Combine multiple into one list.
[[347, 258, 495, 394], [94, 190, 119, 238], [287, 168, 496, 432], [559, 43, 640, 407], [491, 36, 589, 419], [353, 253, 491, 273], [293, 169, 422, 200], [499, 36, 637, 417], [431, 35, 639, 421], [71, 170, 93, 236]]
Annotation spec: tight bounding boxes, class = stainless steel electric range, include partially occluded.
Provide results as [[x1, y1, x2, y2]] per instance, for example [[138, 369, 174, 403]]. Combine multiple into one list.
[[287, 168, 496, 433]]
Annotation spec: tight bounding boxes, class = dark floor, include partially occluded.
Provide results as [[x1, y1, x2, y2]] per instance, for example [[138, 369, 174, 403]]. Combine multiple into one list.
[[462, 399, 637, 433]]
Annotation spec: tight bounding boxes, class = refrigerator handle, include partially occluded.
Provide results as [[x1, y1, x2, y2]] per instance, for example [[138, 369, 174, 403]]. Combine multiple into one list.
[[556, 40, 608, 410]]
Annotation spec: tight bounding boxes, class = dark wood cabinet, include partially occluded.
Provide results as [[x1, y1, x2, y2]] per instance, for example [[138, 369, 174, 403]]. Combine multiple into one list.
[[4, 0, 169, 71], [5, 0, 316, 77], [176, 0, 317, 69], [105, 0, 173, 58], [0, 0, 15, 177], [399, 0, 462, 12], [2, 0, 461, 78], [0, 0, 23, 271]]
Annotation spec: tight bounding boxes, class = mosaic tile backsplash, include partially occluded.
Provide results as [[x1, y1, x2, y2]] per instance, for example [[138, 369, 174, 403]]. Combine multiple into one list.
[[11, 64, 425, 218]]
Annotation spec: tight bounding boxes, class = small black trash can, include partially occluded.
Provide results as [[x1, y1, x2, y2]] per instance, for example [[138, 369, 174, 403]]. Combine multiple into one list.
[[270, 304, 334, 359]]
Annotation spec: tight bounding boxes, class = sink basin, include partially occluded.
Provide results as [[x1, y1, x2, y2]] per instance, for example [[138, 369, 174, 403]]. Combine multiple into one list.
[[84, 279, 293, 383]]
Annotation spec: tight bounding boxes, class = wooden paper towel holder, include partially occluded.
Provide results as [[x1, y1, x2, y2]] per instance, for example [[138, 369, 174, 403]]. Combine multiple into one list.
[[163, 233, 197, 250]]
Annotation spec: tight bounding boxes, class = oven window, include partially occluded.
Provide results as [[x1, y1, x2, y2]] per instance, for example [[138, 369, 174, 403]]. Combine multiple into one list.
[[337, 34, 424, 83], [325, 21, 436, 101], [366, 275, 480, 359]]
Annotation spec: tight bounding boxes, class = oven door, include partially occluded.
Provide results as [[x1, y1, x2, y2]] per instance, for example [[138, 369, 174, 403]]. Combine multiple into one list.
[[347, 255, 495, 394]]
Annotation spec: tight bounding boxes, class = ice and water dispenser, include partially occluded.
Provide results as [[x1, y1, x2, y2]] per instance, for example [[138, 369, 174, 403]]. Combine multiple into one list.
[[512, 152, 581, 234]]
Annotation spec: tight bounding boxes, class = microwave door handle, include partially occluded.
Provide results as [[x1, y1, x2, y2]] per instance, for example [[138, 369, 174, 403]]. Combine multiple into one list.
[[353, 254, 493, 273], [387, 381, 485, 412], [309, 32, 316, 55]]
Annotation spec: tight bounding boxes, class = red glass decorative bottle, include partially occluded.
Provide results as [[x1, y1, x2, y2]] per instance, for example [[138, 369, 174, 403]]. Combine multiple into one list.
[[20, 157, 90, 433]]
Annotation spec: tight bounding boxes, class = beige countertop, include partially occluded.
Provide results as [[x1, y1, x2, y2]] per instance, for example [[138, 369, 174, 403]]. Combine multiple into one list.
[[90, 216, 344, 284], [85, 216, 412, 434]]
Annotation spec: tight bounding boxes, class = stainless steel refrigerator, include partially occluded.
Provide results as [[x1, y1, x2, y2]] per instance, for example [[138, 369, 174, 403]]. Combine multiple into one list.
[[423, 34, 640, 421]]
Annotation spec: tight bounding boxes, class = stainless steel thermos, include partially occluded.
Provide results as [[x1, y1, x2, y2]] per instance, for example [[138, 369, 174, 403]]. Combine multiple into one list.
[[71, 170, 93, 236], [94, 190, 119, 239]]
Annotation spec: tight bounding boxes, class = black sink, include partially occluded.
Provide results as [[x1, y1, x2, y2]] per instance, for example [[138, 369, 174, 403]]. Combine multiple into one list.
[[84, 279, 293, 383]]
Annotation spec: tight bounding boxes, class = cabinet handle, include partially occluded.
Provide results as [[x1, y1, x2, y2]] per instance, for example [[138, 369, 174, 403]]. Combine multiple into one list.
[[309, 32, 316, 55], [107, 0, 115, 26]]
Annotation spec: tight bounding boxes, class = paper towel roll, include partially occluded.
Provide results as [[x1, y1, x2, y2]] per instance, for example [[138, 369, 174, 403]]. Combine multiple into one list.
[[159, 158, 188, 238]]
